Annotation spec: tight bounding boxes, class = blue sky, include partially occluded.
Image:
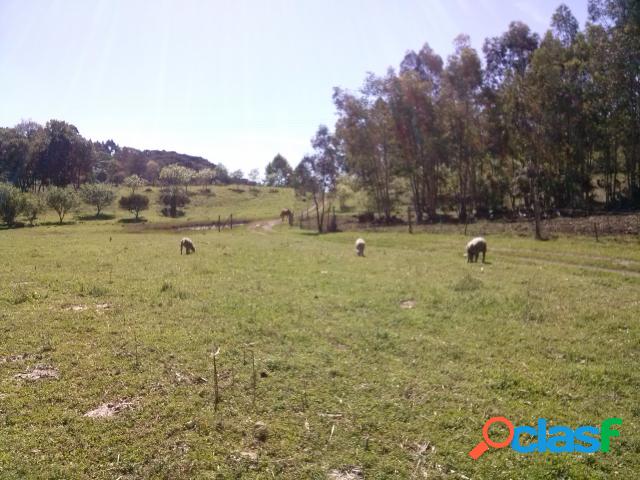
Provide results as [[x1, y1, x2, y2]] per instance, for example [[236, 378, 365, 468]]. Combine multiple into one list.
[[0, 0, 588, 175]]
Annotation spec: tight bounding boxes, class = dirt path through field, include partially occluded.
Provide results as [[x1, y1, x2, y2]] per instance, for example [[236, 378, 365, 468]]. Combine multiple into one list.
[[247, 218, 281, 234]]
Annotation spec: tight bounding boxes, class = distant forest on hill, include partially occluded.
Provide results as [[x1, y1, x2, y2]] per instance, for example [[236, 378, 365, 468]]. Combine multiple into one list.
[[0, 119, 227, 189]]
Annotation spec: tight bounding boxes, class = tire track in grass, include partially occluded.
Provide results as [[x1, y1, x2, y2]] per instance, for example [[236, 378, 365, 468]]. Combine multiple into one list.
[[493, 246, 640, 268], [496, 250, 640, 278]]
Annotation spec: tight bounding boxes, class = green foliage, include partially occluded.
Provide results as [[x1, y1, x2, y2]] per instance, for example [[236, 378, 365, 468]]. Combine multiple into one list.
[[0, 182, 25, 226], [159, 188, 190, 218], [327, 5, 640, 231], [118, 193, 149, 220], [248, 168, 261, 184], [158, 165, 195, 217], [22, 192, 47, 226], [195, 167, 216, 186], [46, 186, 78, 224], [79, 183, 116, 217], [265, 154, 293, 187], [123, 174, 145, 194], [293, 126, 340, 232], [215, 164, 230, 183], [335, 176, 356, 212], [159, 164, 193, 187]]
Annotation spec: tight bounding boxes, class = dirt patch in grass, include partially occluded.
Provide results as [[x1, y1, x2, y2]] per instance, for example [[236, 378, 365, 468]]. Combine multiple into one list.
[[64, 304, 88, 312], [327, 466, 364, 479], [172, 371, 208, 385], [400, 299, 417, 309], [61, 303, 112, 312], [247, 218, 280, 234], [232, 450, 258, 462], [14, 365, 59, 381], [83, 399, 134, 418], [0, 353, 30, 363]]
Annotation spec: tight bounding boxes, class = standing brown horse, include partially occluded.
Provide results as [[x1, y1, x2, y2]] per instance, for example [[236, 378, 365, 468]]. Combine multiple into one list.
[[280, 209, 294, 225]]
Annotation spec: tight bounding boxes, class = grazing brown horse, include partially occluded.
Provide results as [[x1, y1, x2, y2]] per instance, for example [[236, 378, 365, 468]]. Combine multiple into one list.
[[280, 208, 294, 225]]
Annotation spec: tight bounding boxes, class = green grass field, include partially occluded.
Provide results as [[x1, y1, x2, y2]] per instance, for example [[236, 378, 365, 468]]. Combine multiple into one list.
[[1, 192, 639, 479], [22, 184, 310, 227]]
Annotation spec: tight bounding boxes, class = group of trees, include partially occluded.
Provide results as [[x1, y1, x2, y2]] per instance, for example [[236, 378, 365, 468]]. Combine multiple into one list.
[[0, 121, 232, 190], [0, 183, 84, 226], [0, 160, 223, 226], [292, 1, 640, 234], [264, 154, 294, 187], [0, 120, 93, 191]]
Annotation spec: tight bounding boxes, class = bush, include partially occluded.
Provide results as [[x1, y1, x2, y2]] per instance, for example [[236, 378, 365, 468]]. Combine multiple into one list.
[[0, 183, 26, 227], [119, 193, 149, 220], [158, 164, 193, 217], [22, 192, 47, 226], [80, 183, 116, 217], [47, 187, 78, 224], [159, 188, 190, 217]]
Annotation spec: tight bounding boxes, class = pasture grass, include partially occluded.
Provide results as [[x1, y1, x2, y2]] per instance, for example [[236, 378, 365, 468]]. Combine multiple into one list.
[[23, 184, 308, 227], [0, 220, 638, 479]]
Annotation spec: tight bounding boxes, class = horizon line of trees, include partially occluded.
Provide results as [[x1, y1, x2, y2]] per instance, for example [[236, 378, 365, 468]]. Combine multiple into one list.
[[0, 120, 254, 190], [289, 1, 640, 235]]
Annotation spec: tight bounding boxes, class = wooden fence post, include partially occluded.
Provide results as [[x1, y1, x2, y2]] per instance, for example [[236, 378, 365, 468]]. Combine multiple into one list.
[[230, 214, 233, 229], [408, 206, 413, 234], [218, 215, 221, 232], [593, 222, 599, 242]]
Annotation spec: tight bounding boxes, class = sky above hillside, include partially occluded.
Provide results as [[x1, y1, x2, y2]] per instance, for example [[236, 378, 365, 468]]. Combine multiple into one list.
[[0, 0, 588, 176]]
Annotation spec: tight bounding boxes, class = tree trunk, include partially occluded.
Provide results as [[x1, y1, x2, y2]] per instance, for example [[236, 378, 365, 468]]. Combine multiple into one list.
[[531, 178, 543, 240], [170, 197, 177, 218], [313, 194, 323, 233]]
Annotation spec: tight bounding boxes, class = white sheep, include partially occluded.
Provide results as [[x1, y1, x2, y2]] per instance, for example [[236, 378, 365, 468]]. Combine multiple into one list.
[[466, 237, 487, 263], [355, 238, 366, 257], [180, 237, 196, 255]]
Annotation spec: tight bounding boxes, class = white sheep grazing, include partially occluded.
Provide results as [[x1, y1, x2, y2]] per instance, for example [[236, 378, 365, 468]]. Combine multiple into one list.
[[180, 237, 196, 255], [466, 237, 487, 263], [355, 238, 366, 257]]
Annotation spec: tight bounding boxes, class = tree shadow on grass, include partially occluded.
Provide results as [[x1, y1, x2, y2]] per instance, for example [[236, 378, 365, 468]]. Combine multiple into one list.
[[77, 213, 116, 221], [118, 217, 148, 224], [0, 222, 27, 230], [40, 220, 77, 226]]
